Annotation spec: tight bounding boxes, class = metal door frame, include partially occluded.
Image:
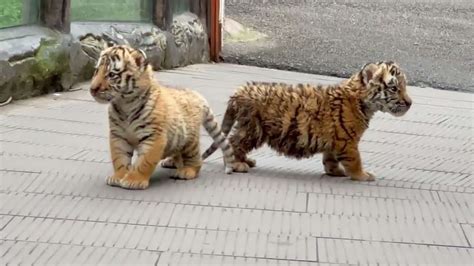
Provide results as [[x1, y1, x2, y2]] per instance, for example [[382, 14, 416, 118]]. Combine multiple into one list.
[[209, 0, 223, 62]]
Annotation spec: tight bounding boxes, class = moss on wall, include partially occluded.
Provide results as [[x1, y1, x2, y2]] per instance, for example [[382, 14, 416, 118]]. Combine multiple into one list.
[[2, 37, 71, 100]]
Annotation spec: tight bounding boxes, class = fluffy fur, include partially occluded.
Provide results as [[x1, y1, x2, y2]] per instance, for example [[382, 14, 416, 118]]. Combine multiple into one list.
[[89, 45, 234, 190], [202, 61, 412, 181]]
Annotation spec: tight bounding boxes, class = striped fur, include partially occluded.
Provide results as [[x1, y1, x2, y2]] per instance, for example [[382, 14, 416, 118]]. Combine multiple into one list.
[[89, 45, 233, 190], [202, 61, 412, 181]]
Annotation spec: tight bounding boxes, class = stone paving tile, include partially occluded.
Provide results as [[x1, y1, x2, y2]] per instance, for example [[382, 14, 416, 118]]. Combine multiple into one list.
[[1, 191, 469, 247], [306, 192, 472, 224], [461, 223, 474, 248], [317, 238, 473, 265], [2, 216, 317, 261], [0, 240, 160, 265], [156, 252, 329, 266], [0, 129, 108, 151], [0, 171, 41, 192], [0, 215, 13, 231], [1, 63, 473, 264]]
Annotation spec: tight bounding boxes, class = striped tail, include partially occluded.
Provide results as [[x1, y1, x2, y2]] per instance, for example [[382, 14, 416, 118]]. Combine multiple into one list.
[[202, 106, 235, 174], [201, 103, 236, 162]]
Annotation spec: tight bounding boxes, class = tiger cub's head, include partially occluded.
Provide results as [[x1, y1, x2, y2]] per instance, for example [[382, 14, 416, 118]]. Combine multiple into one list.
[[359, 61, 412, 117], [89, 45, 151, 103]]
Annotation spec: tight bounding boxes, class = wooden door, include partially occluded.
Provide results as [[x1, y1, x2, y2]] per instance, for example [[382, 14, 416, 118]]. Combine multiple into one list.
[[209, 0, 222, 62]]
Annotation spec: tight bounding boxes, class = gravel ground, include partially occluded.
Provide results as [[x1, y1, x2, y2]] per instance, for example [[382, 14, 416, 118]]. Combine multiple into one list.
[[223, 0, 474, 92]]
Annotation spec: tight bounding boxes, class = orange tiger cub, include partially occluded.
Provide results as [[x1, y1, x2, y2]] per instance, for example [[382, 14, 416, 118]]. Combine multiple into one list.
[[202, 61, 412, 181], [89, 45, 234, 190]]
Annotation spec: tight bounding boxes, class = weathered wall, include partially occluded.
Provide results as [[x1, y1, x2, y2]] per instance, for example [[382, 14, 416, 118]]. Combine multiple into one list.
[[0, 12, 209, 104]]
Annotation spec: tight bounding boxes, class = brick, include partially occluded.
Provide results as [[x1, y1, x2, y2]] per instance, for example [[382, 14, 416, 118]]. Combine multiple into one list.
[[0, 171, 39, 192], [0, 215, 13, 231], [145, 226, 166, 251], [461, 223, 474, 247], [318, 238, 473, 264], [307, 192, 471, 223]]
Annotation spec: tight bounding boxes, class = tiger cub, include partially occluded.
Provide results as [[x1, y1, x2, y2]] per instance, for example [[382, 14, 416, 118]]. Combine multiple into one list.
[[202, 61, 412, 181], [89, 45, 234, 190]]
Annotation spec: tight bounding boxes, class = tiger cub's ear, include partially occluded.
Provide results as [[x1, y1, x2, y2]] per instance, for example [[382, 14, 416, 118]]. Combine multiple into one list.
[[131, 49, 149, 70], [360, 63, 380, 86], [104, 41, 116, 49]]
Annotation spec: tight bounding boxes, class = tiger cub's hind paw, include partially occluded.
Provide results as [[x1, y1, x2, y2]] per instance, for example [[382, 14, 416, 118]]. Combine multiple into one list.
[[161, 157, 177, 169], [233, 162, 250, 173], [245, 157, 257, 168], [173, 166, 199, 180]]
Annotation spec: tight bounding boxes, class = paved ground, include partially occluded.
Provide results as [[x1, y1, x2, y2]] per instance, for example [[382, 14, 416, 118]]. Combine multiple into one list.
[[223, 0, 474, 92], [1, 63, 473, 265]]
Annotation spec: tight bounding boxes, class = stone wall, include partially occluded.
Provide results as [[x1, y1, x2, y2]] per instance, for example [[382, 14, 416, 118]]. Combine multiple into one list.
[[0, 12, 209, 104]]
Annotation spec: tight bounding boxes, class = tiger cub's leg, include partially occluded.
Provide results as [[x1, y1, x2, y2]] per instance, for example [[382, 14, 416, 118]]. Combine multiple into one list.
[[107, 135, 133, 187], [161, 154, 183, 169], [337, 146, 375, 181], [229, 127, 260, 173], [174, 139, 202, 180], [120, 135, 167, 189], [245, 157, 257, 168], [322, 151, 346, 177]]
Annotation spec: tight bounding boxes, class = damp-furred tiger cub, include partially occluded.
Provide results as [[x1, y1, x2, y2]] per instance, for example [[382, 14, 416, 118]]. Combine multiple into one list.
[[89, 45, 234, 190], [202, 61, 412, 181]]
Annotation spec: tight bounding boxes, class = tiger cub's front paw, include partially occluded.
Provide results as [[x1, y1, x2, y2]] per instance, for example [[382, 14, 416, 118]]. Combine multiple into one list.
[[350, 171, 376, 182], [325, 166, 346, 177], [106, 175, 123, 187], [119, 172, 150, 190]]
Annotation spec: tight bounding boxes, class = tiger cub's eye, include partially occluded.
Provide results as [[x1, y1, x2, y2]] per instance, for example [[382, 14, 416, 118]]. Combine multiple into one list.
[[387, 86, 398, 93], [108, 72, 118, 79]]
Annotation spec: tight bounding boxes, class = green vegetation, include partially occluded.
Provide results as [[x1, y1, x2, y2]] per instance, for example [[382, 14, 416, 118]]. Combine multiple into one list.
[[0, 0, 38, 28], [0, 0, 153, 28], [0, 0, 22, 28], [169, 0, 190, 15], [0, 0, 191, 28], [71, 0, 152, 22]]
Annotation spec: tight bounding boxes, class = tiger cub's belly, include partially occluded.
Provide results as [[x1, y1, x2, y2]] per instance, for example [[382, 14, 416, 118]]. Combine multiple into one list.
[[265, 130, 324, 159], [163, 122, 189, 156]]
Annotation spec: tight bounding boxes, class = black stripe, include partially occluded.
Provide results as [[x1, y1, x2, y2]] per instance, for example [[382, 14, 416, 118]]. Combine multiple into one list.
[[125, 74, 132, 86], [111, 102, 126, 121], [337, 102, 352, 139], [109, 116, 121, 126], [214, 136, 225, 145], [110, 130, 125, 139], [136, 123, 148, 130], [139, 134, 153, 143], [336, 155, 354, 162], [130, 101, 147, 121], [140, 95, 156, 121], [341, 141, 348, 152]]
